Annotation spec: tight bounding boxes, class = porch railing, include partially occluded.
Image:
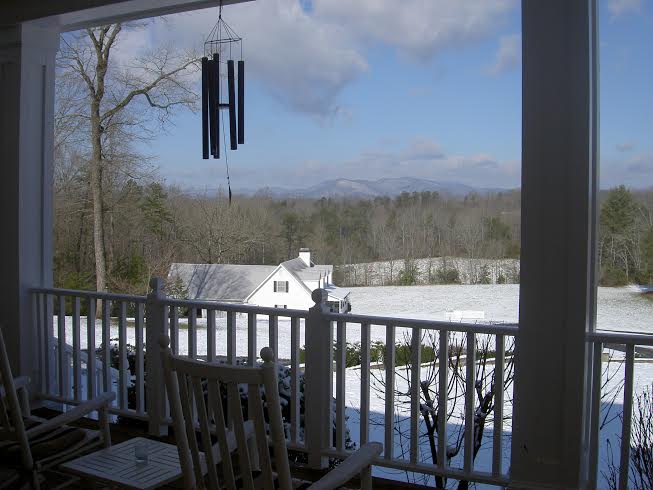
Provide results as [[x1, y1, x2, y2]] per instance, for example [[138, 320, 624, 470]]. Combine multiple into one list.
[[586, 330, 653, 490], [33, 279, 516, 486]]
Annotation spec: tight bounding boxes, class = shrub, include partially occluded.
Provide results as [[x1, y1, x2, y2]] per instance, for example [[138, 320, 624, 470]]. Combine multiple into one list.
[[397, 259, 419, 285], [437, 266, 460, 284], [601, 265, 629, 286], [479, 265, 492, 284]]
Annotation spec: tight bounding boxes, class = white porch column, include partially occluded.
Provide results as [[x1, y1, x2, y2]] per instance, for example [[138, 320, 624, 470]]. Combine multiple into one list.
[[0, 23, 58, 380], [510, 1, 598, 488]]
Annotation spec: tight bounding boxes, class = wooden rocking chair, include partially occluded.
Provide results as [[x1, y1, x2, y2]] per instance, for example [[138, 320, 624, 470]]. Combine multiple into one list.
[[159, 335, 382, 490], [0, 327, 115, 489]]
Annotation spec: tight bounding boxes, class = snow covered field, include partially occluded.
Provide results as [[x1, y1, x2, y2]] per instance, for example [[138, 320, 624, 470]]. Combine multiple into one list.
[[351, 284, 652, 334]]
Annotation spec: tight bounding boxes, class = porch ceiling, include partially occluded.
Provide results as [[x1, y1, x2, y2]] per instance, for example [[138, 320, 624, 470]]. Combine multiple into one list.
[[5, 0, 253, 32]]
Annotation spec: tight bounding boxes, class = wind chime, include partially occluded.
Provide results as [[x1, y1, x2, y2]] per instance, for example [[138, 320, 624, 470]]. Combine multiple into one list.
[[201, 2, 244, 201]]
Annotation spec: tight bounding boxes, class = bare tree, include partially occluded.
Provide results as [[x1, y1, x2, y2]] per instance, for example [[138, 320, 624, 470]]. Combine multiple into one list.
[[369, 330, 515, 488], [181, 195, 264, 264], [57, 23, 199, 294], [603, 383, 653, 490]]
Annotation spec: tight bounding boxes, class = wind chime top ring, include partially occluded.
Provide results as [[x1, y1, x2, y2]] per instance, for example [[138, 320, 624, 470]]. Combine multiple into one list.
[[203, 2, 243, 60]]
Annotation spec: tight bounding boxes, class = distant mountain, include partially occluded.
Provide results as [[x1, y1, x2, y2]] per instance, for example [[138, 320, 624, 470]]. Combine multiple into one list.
[[245, 177, 504, 199]]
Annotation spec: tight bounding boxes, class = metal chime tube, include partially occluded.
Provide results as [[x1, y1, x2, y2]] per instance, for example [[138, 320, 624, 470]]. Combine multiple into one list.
[[201, 57, 209, 159], [207, 57, 217, 157], [238, 60, 244, 145], [213, 53, 220, 159], [227, 59, 237, 150]]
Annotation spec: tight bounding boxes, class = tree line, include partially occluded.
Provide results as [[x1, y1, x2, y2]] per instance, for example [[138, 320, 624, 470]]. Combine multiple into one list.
[[54, 176, 653, 294]]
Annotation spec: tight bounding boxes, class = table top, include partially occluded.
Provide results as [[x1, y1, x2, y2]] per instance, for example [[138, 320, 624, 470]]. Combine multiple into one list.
[[60, 437, 187, 490]]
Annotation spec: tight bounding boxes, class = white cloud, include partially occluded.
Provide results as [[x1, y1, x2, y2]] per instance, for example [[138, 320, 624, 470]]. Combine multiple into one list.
[[313, 0, 517, 61], [148, 0, 517, 116], [487, 34, 521, 75], [152, 1, 367, 117], [276, 138, 520, 188], [616, 141, 636, 152], [400, 137, 445, 161], [601, 153, 653, 188], [608, 0, 643, 16]]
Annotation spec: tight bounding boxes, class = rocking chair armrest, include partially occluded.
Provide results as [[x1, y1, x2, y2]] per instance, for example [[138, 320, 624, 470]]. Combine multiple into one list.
[[26, 392, 115, 439], [0, 376, 30, 398], [308, 442, 383, 490]]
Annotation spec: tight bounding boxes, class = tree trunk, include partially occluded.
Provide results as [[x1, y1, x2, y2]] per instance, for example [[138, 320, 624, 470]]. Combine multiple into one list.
[[90, 108, 107, 295]]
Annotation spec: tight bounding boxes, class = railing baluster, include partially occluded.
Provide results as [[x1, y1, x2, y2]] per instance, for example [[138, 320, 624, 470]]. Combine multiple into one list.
[[169, 306, 179, 355], [269, 314, 278, 357], [33, 293, 44, 393], [87, 298, 96, 400], [290, 317, 300, 443], [118, 301, 128, 410], [247, 312, 258, 421], [227, 311, 236, 365], [492, 333, 505, 476], [44, 294, 53, 395], [102, 299, 111, 397], [188, 307, 197, 359], [360, 322, 371, 445], [464, 332, 476, 473], [410, 326, 421, 464], [207, 309, 216, 362], [384, 324, 396, 460], [438, 329, 448, 469], [33, 293, 43, 392], [619, 343, 635, 490], [248, 313, 257, 366], [72, 297, 81, 401], [58, 295, 67, 397], [135, 302, 145, 414], [588, 341, 603, 489], [336, 321, 346, 451]]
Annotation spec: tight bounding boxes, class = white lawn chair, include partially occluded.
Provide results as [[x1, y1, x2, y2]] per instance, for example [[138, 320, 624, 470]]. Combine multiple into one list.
[[159, 335, 382, 489], [0, 327, 115, 489]]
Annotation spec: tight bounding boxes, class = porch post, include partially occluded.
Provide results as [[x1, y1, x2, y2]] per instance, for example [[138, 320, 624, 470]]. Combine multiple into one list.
[[0, 23, 58, 382], [146, 277, 169, 436], [305, 289, 332, 469], [511, 1, 598, 488]]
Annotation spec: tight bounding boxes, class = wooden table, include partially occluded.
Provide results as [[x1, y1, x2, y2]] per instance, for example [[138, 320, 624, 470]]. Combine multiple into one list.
[[60, 437, 190, 489]]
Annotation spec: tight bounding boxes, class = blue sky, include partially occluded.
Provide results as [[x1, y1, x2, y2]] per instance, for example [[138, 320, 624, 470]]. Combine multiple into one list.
[[120, 0, 652, 192]]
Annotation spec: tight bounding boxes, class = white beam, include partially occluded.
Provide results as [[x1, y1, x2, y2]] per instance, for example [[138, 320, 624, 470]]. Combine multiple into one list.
[[23, 0, 252, 32], [510, 1, 598, 488], [0, 23, 58, 380]]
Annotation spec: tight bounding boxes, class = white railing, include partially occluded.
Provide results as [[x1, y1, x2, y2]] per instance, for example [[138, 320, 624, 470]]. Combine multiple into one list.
[[32, 286, 148, 421], [32, 278, 518, 487], [587, 330, 653, 490]]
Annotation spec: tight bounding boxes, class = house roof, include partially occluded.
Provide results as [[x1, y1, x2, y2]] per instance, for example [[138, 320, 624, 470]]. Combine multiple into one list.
[[281, 257, 332, 281], [323, 284, 351, 301], [169, 263, 277, 302]]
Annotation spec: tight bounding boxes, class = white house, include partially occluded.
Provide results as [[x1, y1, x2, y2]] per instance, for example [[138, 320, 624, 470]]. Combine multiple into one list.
[[168, 249, 351, 313]]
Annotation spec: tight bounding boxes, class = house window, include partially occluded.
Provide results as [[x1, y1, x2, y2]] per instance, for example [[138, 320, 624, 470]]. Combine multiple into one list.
[[274, 281, 289, 293], [327, 301, 340, 313], [274, 304, 287, 309]]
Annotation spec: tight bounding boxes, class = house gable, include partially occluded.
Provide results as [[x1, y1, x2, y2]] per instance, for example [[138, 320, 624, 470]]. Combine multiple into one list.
[[246, 264, 314, 310]]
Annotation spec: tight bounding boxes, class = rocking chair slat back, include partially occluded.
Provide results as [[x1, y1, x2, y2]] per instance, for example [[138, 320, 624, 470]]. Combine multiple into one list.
[[159, 335, 292, 490], [0, 328, 33, 468]]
